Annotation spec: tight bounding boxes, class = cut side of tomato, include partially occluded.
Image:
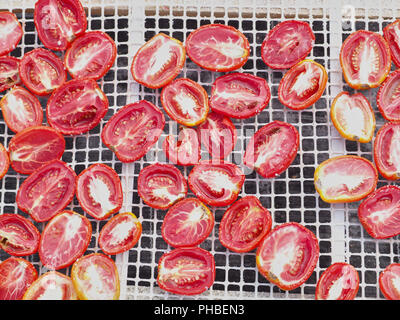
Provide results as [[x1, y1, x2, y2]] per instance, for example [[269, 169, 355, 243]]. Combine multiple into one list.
[[256, 222, 319, 291], [157, 247, 216, 295], [16, 160, 76, 223], [186, 24, 250, 72], [0, 11, 23, 57], [314, 155, 378, 203], [161, 198, 214, 248], [261, 20, 315, 70], [340, 30, 391, 90], [377, 69, 400, 122], [0, 143, 9, 180], [137, 163, 187, 210], [384, 20, 400, 68], [99, 212, 142, 255], [161, 78, 209, 127], [163, 127, 200, 166], [330, 91, 375, 143], [101, 100, 165, 163], [0, 56, 20, 92], [379, 263, 400, 300], [131, 33, 185, 89], [0, 213, 40, 256], [243, 120, 299, 178]]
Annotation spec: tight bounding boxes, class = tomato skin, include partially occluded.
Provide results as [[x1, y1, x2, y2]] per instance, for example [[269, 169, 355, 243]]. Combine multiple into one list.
[[163, 127, 200, 166], [0, 12, 23, 57], [0, 143, 9, 180], [157, 247, 216, 295], [0, 56, 21, 92], [315, 262, 359, 300], [384, 20, 400, 68], [376, 69, 400, 122], [379, 263, 400, 300]]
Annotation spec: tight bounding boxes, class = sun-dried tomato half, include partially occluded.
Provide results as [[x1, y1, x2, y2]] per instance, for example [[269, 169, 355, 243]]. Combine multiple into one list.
[[377, 69, 400, 122], [379, 263, 400, 300], [384, 20, 400, 68], [0, 56, 20, 93], [0, 11, 23, 57], [163, 127, 200, 166]]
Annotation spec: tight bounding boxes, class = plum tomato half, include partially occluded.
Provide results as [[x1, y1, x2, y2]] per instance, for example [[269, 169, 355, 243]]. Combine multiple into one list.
[[157, 247, 216, 295], [278, 59, 327, 110], [219, 196, 272, 253], [379, 263, 400, 300], [0, 11, 23, 57], [160, 78, 209, 127], [186, 24, 250, 72], [210, 73, 270, 119], [384, 20, 400, 68], [314, 155, 378, 203], [163, 127, 200, 166], [330, 91, 375, 143], [137, 163, 187, 210], [188, 160, 245, 207], [261, 20, 315, 70], [0, 143, 9, 180], [161, 198, 214, 248], [101, 100, 165, 163], [131, 33, 185, 89], [243, 120, 299, 179], [340, 30, 391, 90], [377, 69, 400, 122], [315, 262, 359, 300], [76, 163, 123, 220], [0, 56, 20, 93], [256, 222, 319, 291]]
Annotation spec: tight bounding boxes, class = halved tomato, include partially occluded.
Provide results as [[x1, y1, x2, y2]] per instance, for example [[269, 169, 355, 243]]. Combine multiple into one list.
[[65, 31, 117, 80], [384, 20, 400, 68], [219, 196, 272, 253], [315, 262, 359, 300], [34, 0, 87, 51], [71, 253, 120, 300], [47, 78, 109, 135], [0, 257, 38, 300], [188, 160, 245, 207], [18, 48, 67, 96], [379, 263, 400, 300], [358, 185, 400, 239], [23, 271, 78, 300], [377, 69, 400, 122], [39, 210, 92, 270], [0, 143, 9, 180], [196, 112, 237, 160], [0, 56, 20, 92], [314, 155, 378, 203], [340, 30, 391, 90], [261, 20, 315, 70], [161, 198, 214, 248], [131, 33, 185, 89], [16, 160, 76, 223], [330, 91, 375, 143], [99, 212, 142, 255], [157, 247, 215, 295], [0, 213, 40, 256], [278, 59, 327, 110], [0, 86, 43, 133], [161, 78, 209, 126], [186, 24, 250, 72], [101, 100, 165, 163], [243, 120, 299, 178], [0, 11, 23, 57], [256, 222, 319, 291], [137, 163, 187, 210], [163, 127, 200, 166], [8, 125, 65, 175]]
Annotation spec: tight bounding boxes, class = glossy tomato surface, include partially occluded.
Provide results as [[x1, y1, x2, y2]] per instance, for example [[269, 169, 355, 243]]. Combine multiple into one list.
[[315, 262, 359, 300], [261, 20, 315, 69], [76, 163, 122, 220], [358, 185, 400, 239], [16, 160, 76, 223], [131, 33, 185, 89], [161, 198, 214, 248], [39, 210, 92, 270], [163, 127, 200, 166], [137, 163, 187, 210], [384, 20, 400, 68], [278, 59, 327, 110], [157, 247, 216, 295], [0, 143, 9, 180], [0, 213, 40, 256], [0, 12, 23, 57], [340, 30, 391, 90], [379, 263, 400, 300], [188, 160, 245, 207], [34, 0, 87, 51], [330, 91, 375, 143], [19, 48, 67, 96], [210, 73, 270, 119], [101, 100, 165, 163], [314, 155, 378, 203], [161, 78, 209, 126], [243, 120, 299, 178], [8, 125, 65, 175], [65, 31, 117, 80], [256, 222, 319, 291], [0, 56, 20, 92], [219, 196, 272, 253], [377, 69, 400, 122], [99, 212, 142, 255], [186, 24, 250, 72]]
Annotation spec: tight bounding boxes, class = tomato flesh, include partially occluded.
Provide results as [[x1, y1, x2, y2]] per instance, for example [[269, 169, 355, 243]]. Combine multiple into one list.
[[0, 56, 20, 92], [0, 143, 9, 180], [379, 263, 400, 300], [384, 20, 400, 68], [377, 69, 400, 122], [0, 12, 23, 57], [163, 127, 200, 166]]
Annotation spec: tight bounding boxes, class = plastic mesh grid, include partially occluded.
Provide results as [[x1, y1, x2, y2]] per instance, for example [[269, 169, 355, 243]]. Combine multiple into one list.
[[0, 0, 399, 300]]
